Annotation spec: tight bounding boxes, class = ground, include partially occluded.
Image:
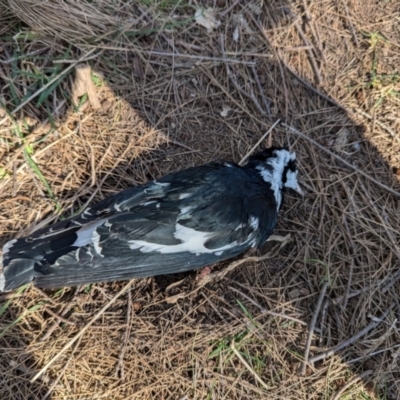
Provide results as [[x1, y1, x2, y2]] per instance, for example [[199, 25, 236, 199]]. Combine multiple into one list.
[[0, 0, 400, 399]]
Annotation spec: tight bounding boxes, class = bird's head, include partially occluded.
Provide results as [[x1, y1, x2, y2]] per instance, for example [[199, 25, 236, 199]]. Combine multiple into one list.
[[245, 147, 303, 207]]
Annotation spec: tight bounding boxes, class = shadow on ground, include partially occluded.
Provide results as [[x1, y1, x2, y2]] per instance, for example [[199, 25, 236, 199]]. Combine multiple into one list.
[[1, 0, 400, 399]]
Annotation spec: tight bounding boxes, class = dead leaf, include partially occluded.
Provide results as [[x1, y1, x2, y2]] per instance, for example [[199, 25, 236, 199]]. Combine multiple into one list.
[[288, 288, 301, 300], [72, 64, 101, 110], [288, 287, 310, 300], [334, 128, 350, 151], [233, 26, 239, 42], [195, 8, 221, 32], [220, 105, 232, 117]]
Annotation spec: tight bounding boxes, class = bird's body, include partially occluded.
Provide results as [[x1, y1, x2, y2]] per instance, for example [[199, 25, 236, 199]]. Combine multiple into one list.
[[0, 147, 302, 292]]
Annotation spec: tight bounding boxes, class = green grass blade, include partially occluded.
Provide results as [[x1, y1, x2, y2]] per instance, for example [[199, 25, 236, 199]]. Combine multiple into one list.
[[23, 150, 62, 212], [0, 285, 29, 318]]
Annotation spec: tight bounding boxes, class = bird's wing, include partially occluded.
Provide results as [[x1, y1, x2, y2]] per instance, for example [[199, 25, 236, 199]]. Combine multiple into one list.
[[2, 163, 278, 289]]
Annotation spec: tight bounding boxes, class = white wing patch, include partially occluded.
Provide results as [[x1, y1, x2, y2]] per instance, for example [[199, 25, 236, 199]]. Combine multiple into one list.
[[129, 224, 244, 254], [179, 206, 194, 217], [129, 215, 258, 255], [250, 216, 259, 230], [141, 201, 158, 206], [92, 230, 104, 257], [154, 181, 170, 187], [72, 218, 109, 256]]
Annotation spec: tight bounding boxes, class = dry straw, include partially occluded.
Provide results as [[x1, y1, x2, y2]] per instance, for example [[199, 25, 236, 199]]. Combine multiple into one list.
[[1, 0, 400, 399]]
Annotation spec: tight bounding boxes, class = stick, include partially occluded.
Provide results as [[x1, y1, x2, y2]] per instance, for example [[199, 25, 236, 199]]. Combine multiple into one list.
[[355, 108, 399, 142], [347, 343, 400, 364], [10, 360, 57, 387], [31, 280, 134, 383], [43, 306, 80, 326], [219, 0, 241, 16], [229, 286, 307, 326], [340, 0, 359, 47], [298, 282, 328, 375], [282, 123, 400, 198], [285, 64, 346, 111], [166, 254, 271, 304], [129, 49, 256, 66], [332, 370, 372, 400], [251, 65, 272, 118], [309, 307, 391, 364], [220, 34, 266, 115], [42, 338, 82, 400], [39, 302, 76, 342], [301, 0, 326, 60], [332, 267, 400, 305], [241, 6, 289, 118], [289, 11, 323, 84], [239, 120, 280, 165], [231, 340, 274, 391], [115, 289, 132, 382]]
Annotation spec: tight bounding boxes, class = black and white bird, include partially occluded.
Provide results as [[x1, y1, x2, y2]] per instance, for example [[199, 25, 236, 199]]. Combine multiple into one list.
[[0, 147, 302, 292]]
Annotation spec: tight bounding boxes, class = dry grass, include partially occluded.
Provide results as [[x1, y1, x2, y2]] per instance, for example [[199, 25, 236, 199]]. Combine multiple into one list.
[[1, 0, 400, 399]]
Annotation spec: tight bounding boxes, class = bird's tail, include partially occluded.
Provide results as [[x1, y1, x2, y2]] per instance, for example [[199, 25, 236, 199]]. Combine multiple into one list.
[[0, 257, 37, 292], [1, 236, 41, 292]]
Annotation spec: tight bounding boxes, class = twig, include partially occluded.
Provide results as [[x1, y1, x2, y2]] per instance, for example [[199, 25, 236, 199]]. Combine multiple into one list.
[[332, 370, 373, 400], [242, 6, 289, 118], [44, 306, 80, 326], [39, 302, 76, 341], [130, 49, 257, 66], [164, 136, 200, 152], [251, 65, 271, 118], [301, 0, 326, 61], [231, 340, 274, 391], [32, 286, 58, 305], [226, 66, 266, 115], [220, 34, 266, 115], [31, 280, 134, 383], [285, 8, 322, 84], [229, 286, 307, 326], [357, 179, 400, 259], [332, 267, 400, 305], [354, 108, 400, 144], [309, 307, 392, 364], [200, 291, 226, 322], [285, 64, 346, 111], [72, 64, 101, 110], [166, 253, 272, 304], [42, 337, 83, 400], [137, 6, 180, 55], [9, 360, 58, 387], [0, 293, 23, 301], [219, 0, 241, 16], [340, 0, 359, 47], [339, 194, 357, 309], [347, 343, 400, 364], [115, 290, 132, 382], [239, 120, 280, 165], [319, 299, 329, 347], [282, 123, 400, 198], [299, 282, 329, 375]]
